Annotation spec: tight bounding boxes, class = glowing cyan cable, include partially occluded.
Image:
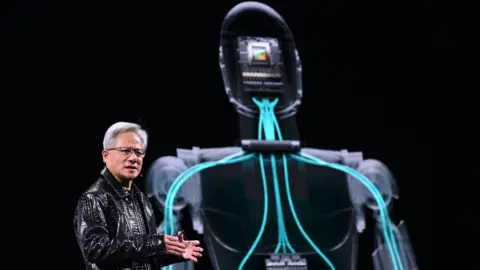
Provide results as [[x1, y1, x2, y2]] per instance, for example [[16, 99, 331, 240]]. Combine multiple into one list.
[[162, 152, 255, 270], [257, 98, 336, 270], [263, 98, 403, 270], [254, 98, 295, 254], [163, 151, 242, 232], [237, 151, 270, 270], [164, 152, 255, 234], [239, 98, 292, 270], [161, 97, 403, 270], [290, 153, 404, 270], [241, 97, 335, 269]]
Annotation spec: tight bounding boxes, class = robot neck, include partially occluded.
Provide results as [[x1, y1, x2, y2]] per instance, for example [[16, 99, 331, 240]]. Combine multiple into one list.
[[237, 113, 300, 141]]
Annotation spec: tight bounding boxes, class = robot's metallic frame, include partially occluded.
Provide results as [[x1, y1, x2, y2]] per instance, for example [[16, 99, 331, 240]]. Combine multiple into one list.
[[145, 2, 417, 269], [147, 147, 417, 270]]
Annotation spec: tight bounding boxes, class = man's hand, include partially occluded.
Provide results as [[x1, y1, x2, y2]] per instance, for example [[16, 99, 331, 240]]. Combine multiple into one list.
[[181, 240, 203, 262], [164, 235, 187, 256], [178, 231, 203, 262]]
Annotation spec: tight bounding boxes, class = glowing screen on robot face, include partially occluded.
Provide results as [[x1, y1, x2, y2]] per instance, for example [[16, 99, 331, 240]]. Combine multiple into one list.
[[252, 46, 269, 62], [248, 42, 271, 66]]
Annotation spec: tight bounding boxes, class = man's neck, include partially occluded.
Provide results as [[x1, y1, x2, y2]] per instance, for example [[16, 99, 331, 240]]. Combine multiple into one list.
[[119, 179, 132, 191], [104, 167, 134, 191], [112, 173, 133, 190]]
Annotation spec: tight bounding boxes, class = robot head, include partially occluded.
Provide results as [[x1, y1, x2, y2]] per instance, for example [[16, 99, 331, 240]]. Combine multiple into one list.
[[219, 1, 303, 120]]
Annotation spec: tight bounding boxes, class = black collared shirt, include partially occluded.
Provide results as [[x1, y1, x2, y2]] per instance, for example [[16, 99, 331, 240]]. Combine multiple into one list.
[[122, 186, 147, 237]]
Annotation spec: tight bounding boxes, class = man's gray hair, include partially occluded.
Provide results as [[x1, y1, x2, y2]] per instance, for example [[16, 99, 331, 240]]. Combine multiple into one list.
[[103, 122, 148, 150]]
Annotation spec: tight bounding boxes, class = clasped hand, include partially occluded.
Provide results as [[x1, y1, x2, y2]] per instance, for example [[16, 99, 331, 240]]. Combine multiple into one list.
[[164, 232, 203, 262]]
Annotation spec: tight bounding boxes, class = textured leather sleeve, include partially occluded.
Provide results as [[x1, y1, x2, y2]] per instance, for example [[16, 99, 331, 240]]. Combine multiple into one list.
[[74, 193, 167, 265]]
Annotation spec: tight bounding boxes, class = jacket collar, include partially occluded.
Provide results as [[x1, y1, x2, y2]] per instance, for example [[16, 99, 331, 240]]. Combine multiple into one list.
[[101, 167, 142, 198]]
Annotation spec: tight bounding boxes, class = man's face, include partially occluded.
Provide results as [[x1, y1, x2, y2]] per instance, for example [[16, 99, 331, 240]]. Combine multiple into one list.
[[102, 131, 145, 182]]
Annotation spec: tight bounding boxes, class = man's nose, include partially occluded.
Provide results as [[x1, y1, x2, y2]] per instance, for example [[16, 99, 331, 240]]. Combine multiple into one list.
[[127, 153, 139, 162]]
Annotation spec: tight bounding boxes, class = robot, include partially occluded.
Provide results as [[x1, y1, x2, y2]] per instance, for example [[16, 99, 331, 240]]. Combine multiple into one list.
[[146, 2, 418, 270]]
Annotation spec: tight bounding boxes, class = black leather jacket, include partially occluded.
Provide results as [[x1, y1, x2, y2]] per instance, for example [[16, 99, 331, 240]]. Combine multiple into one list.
[[73, 168, 185, 270]]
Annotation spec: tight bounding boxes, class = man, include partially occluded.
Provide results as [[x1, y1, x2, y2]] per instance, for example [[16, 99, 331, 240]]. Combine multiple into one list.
[[74, 122, 203, 269]]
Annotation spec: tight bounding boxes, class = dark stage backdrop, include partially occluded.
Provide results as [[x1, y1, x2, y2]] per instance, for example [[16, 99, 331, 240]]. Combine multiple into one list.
[[2, 0, 474, 269]]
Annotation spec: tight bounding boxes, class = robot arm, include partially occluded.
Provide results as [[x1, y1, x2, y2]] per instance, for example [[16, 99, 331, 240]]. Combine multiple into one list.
[[372, 220, 418, 270], [356, 159, 418, 270], [145, 154, 200, 234], [145, 147, 242, 235]]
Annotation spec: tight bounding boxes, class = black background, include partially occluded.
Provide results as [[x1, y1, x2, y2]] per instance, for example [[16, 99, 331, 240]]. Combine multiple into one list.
[[2, 0, 475, 269]]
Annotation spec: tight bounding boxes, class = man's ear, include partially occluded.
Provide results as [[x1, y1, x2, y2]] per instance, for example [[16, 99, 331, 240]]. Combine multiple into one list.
[[102, 150, 109, 164]]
